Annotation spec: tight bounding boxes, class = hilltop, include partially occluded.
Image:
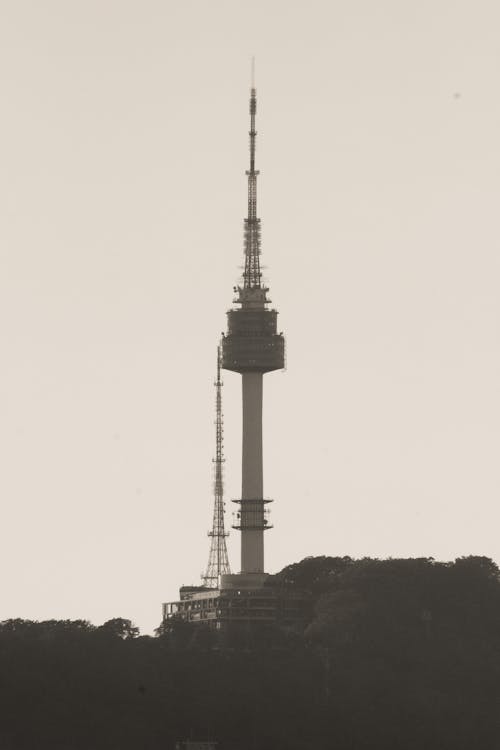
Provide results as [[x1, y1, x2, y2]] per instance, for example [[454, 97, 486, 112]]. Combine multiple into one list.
[[0, 555, 499, 749]]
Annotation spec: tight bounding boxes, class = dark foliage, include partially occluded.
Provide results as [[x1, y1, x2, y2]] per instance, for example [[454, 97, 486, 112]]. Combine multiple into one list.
[[1, 557, 500, 749]]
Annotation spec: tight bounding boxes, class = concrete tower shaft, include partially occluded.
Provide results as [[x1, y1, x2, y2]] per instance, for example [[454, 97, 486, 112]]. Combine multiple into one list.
[[221, 80, 285, 577]]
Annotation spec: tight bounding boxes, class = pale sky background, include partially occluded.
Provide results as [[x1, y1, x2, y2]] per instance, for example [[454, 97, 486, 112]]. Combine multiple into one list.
[[1, 0, 499, 634]]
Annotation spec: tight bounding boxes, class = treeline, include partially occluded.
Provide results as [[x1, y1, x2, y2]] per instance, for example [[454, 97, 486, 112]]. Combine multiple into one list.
[[1, 556, 500, 749]]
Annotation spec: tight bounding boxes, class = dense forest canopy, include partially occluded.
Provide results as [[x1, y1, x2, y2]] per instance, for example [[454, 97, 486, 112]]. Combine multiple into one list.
[[1, 555, 499, 749]]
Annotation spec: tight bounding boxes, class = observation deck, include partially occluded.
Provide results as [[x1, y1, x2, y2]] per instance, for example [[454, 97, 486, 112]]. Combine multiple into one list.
[[222, 307, 285, 373]]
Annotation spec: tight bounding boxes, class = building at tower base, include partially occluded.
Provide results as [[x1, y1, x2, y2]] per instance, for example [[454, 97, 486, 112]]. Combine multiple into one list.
[[162, 582, 310, 632]]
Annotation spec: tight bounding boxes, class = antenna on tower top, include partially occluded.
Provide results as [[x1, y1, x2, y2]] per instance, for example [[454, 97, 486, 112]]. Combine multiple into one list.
[[241, 62, 263, 293]]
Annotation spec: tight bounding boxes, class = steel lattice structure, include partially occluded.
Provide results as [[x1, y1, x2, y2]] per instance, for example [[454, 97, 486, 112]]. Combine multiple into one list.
[[202, 346, 231, 587], [243, 84, 262, 290]]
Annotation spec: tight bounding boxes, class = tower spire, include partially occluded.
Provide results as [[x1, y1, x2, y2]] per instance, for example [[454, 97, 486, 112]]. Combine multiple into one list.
[[203, 345, 231, 588], [243, 61, 262, 291]]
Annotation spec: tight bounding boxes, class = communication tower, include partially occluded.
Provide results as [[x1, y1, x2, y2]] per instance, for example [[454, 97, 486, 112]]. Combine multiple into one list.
[[161, 72, 308, 632], [221, 75, 285, 580], [202, 346, 231, 587]]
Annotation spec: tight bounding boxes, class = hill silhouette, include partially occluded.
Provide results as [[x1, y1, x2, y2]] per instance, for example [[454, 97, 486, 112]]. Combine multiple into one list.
[[0, 555, 499, 749]]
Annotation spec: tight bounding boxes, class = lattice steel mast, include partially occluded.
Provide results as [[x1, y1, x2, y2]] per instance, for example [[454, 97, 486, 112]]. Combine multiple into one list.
[[243, 64, 262, 291], [203, 346, 231, 588]]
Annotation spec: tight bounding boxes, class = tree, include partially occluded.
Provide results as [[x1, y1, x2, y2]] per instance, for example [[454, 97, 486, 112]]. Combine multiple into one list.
[[98, 618, 139, 639]]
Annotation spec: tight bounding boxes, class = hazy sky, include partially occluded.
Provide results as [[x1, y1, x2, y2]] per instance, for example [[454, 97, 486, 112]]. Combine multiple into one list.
[[1, 0, 499, 634]]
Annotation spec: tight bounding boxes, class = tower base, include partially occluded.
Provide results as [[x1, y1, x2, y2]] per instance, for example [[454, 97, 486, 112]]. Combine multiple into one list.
[[162, 582, 310, 632], [220, 572, 269, 590]]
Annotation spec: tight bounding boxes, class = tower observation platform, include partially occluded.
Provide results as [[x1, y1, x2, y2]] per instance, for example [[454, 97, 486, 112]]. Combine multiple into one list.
[[222, 306, 284, 374]]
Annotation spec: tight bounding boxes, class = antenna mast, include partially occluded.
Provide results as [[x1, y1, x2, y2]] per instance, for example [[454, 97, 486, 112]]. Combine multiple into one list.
[[203, 346, 231, 587], [243, 59, 262, 291]]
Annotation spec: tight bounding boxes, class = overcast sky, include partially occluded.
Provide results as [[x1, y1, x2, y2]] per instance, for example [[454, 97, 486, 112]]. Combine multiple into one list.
[[1, 0, 499, 634]]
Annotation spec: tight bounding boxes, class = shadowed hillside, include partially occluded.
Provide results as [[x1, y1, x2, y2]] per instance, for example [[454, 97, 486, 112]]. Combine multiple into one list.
[[1, 556, 499, 749]]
